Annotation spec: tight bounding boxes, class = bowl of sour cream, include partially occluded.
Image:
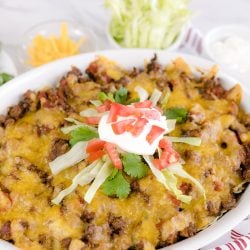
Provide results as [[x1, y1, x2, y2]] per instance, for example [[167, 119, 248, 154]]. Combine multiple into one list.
[[203, 25, 250, 85]]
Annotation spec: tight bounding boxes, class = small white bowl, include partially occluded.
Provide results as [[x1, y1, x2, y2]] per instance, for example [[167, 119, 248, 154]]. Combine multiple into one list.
[[106, 22, 189, 51], [203, 25, 250, 84], [203, 25, 250, 60], [18, 19, 98, 71]]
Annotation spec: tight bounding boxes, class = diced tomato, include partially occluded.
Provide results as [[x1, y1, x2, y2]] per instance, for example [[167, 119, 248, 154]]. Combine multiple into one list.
[[143, 109, 161, 120], [107, 103, 133, 123], [111, 119, 136, 135], [156, 149, 180, 169], [97, 99, 112, 113], [86, 139, 106, 153], [134, 100, 153, 108], [104, 142, 122, 169], [159, 138, 172, 150], [129, 118, 148, 136], [87, 150, 105, 163], [132, 108, 160, 120], [146, 125, 165, 144], [85, 116, 101, 125], [153, 159, 164, 170]]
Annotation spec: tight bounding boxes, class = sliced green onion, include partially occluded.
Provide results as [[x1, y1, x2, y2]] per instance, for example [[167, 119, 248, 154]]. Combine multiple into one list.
[[51, 160, 103, 204], [49, 141, 88, 175], [167, 136, 202, 146], [143, 155, 191, 204], [134, 86, 149, 101], [84, 160, 113, 203], [149, 88, 162, 106]]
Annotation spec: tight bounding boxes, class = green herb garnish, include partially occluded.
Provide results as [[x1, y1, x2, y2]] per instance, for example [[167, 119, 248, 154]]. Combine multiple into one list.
[[98, 92, 115, 102], [102, 170, 131, 198], [70, 127, 99, 146], [122, 153, 148, 178], [0, 73, 14, 86], [164, 107, 188, 123], [114, 87, 128, 104]]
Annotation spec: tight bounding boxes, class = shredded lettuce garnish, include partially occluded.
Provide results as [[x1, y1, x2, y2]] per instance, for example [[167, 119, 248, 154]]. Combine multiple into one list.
[[105, 0, 191, 49], [167, 163, 206, 200], [134, 86, 149, 101], [84, 160, 114, 203], [90, 100, 102, 107], [143, 155, 192, 203], [149, 88, 162, 106], [167, 136, 202, 146], [80, 108, 101, 117], [49, 141, 88, 175], [165, 119, 177, 133], [51, 160, 103, 204]]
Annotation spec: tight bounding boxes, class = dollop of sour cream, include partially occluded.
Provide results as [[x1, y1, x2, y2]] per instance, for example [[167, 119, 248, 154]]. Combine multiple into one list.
[[211, 35, 250, 73], [98, 108, 173, 155]]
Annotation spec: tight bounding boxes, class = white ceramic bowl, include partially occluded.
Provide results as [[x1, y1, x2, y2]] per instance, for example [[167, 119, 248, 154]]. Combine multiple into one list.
[[203, 25, 250, 84], [18, 19, 98, 71], [106, 23, 189, 52], [0, 49, 249, 250]]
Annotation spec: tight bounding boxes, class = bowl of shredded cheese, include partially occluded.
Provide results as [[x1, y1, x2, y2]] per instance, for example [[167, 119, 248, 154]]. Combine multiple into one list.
[[18, 20, 97, 70]]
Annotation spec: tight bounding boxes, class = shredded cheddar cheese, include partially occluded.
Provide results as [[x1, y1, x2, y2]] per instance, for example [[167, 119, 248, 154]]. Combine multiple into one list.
[[27, 22, 84, 67]]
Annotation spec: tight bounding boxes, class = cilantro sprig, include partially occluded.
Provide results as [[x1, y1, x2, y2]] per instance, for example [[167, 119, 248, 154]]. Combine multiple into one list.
[[98, 87, 130, 105], [70, 127, 99, 146], [102, 170, 131, 198], [114, 87, 128, 104], [122, 153, 148, 178], [164, 107, 188, 123], [102, 153, 148, 198]]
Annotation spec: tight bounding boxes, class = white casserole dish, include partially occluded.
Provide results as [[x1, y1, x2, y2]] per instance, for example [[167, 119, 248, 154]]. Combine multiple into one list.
[[0, 49, 249, 250]]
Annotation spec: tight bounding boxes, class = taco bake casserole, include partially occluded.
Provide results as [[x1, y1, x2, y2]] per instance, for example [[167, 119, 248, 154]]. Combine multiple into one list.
[[0, 56, 249, 250]]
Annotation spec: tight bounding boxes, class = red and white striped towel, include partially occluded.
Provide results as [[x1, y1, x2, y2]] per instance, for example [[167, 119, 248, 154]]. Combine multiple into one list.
[[201, 216, 250, 250]]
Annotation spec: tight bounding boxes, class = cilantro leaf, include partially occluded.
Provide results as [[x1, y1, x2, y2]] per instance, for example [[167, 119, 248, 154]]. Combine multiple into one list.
[[0, 73, 14, 86], [122, 153, 148, 179], [164, 107, 188, 123], [102, 170, 131, 198], [114, 87, 128, 104], [98, 92, 115, 102], [69, 127, 99, 146]]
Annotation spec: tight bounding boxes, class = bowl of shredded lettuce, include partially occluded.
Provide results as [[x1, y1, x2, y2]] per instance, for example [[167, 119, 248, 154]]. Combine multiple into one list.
[[105, 0, 191, 50]]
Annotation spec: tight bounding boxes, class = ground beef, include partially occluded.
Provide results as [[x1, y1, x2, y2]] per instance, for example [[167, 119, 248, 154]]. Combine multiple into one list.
[[221, 196, 236, 210], [61, 237, 72, 249], [80, 211, 95, 223], [48, 139, 69, 161], [108, 214, 126, 236], [199, 77, 226, 100], [0, 221, 11, 241], [242, 143, 250, 180], [146, 54, 162, 74], [206, 200, 221, 216], [38, 234, 52, 248], [179, 223, 197, 238]]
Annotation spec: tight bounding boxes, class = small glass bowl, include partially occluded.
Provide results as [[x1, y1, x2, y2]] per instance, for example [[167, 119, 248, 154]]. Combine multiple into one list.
[[18, 19, 98, 71]]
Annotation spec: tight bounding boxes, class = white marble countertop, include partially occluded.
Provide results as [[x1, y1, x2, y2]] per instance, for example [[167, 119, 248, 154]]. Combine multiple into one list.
[[1, 0, 250, 79]]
